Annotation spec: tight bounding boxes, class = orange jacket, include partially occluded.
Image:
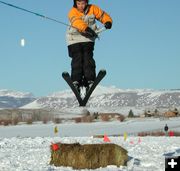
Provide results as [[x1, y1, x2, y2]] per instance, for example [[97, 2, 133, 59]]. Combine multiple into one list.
[[68, 4, 112, 32]]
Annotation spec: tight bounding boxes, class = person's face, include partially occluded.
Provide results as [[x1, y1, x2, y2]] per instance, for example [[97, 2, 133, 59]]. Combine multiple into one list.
[[76, 0, 87, 13]]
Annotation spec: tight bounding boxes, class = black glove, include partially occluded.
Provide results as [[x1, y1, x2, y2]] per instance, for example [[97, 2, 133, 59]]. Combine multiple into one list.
[[84, 27, 98, 38], [104, 21, 112, 29]]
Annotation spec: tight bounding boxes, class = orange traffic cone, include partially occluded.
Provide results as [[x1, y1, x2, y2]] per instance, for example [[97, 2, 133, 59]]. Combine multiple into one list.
[[103, 134, 111, 142]]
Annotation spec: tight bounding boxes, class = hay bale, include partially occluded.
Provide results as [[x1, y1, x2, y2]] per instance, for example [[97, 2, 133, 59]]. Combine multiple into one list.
[[50, 143, 128, 169]]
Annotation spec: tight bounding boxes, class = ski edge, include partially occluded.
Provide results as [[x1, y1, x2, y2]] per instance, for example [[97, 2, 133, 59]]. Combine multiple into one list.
[[62, 71, 83, 106], [81, 69, 106, 106]]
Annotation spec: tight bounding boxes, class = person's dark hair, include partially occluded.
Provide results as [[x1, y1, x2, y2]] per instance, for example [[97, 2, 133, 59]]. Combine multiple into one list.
[[73, 0, 89, 7]]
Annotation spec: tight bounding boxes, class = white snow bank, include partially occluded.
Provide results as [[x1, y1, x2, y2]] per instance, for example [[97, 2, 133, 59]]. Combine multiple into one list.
[[0, 136, 180, 171]]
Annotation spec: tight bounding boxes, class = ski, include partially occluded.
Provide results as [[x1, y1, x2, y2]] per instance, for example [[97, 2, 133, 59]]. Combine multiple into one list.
[[81, 69, 106, 106], [62, 72, 83, 106], [62, 69, 106, 106]]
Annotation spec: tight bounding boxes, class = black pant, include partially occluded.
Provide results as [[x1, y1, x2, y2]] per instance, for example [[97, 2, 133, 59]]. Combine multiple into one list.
[[68, 42, 96, 86]]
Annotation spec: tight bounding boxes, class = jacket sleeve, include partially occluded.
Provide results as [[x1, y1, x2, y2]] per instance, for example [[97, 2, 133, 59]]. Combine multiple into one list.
[[92, 5, 112, 24], [68, 8, 88, 32]]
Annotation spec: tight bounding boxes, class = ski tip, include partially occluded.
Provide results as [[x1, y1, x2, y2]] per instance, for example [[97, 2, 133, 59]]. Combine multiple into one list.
[[100, 69, 106, 74], [62, 71, 69, 77]]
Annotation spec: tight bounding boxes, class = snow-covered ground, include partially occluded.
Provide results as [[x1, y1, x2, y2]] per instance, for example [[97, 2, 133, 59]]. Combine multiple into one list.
[[0, 118, 180, 171]]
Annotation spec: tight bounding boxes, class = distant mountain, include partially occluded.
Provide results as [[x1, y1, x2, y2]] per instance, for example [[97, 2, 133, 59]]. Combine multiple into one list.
[[22, 86, 180, 110], [0, 89, 36, 108]]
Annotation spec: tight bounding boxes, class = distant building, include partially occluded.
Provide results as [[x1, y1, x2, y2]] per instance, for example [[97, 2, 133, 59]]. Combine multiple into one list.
[[164, 111, 177, 117], [99, 113, 125, 122]]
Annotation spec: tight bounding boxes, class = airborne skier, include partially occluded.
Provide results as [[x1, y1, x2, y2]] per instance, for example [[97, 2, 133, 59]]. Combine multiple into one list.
[[66, 0, 112, 93], [0, 0, 112, 106]]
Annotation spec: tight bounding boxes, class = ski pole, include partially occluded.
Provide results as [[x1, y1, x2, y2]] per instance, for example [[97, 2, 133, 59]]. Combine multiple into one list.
[[0, 0, 71, 27], [96, 27, 106, 34], [96, 27, 106, 40], [0, 0, 106, 39]]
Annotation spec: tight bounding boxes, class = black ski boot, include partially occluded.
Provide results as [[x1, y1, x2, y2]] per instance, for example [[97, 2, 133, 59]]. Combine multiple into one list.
[[73, 81, 80, 94], [86, 80, 94, 94]]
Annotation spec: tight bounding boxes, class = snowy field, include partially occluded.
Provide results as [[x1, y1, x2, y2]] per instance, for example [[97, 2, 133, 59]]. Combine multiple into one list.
[[0, 117, 180, 171]]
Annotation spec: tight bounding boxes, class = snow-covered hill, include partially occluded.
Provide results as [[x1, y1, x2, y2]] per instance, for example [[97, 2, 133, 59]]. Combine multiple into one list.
[[0, 89, 36, 108], [23, 86, 180, 110], [1, 86, 180, 110], [0, 89, 34, 98]]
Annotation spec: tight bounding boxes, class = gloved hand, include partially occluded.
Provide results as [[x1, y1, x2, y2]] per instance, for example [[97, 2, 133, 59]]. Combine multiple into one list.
[[85, 27, 98, 39], [104, 21, 112, 29]]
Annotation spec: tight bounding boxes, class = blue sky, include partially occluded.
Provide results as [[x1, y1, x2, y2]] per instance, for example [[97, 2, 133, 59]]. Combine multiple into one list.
[[0, 0, 180, 97]]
